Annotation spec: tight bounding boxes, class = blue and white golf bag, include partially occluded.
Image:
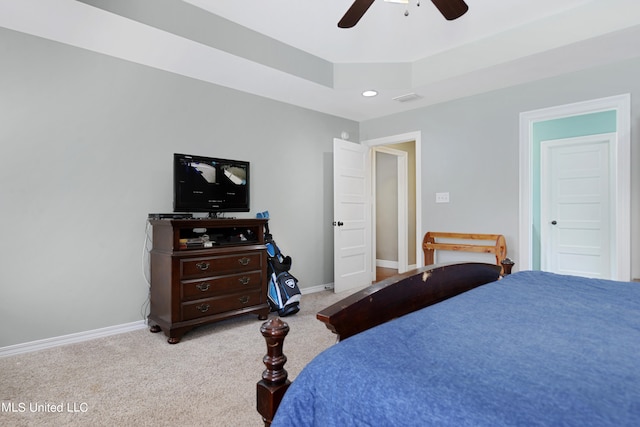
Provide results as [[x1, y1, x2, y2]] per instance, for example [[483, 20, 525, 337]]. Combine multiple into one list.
[[263, 220, 301, 316]]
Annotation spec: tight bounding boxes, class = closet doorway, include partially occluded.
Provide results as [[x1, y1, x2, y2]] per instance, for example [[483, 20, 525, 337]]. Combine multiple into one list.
[[519, 94, 630, 280]]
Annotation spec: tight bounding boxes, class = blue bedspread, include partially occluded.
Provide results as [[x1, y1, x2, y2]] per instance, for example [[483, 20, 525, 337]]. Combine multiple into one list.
[[272, 271, 640, 426]]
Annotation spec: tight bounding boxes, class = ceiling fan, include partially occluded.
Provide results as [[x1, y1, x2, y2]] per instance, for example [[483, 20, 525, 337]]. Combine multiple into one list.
[[338, 0, 468, 28]]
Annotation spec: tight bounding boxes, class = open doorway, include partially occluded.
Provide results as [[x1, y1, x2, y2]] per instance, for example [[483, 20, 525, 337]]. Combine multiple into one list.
[[365, 132, 421, 282], [374, 147, 407, 279]]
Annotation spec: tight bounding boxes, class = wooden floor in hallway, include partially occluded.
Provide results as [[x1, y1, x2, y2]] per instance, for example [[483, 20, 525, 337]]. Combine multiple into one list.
[[375, 267, 398, 282]]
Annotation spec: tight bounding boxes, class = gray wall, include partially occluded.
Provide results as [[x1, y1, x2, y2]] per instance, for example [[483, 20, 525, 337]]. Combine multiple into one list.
[[360, 57, 640, 277], [0, 28, 357, 347], [2, 26, 639, 348]]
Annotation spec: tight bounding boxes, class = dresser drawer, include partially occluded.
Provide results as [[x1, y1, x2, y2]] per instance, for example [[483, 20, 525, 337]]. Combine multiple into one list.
[[181, 271, 262, 300], [180, 252, 263, 278], [181, 290, 264, 321]]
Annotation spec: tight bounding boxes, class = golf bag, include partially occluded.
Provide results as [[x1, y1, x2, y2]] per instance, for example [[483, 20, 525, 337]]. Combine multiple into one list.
[[264, 223, 301, 317]]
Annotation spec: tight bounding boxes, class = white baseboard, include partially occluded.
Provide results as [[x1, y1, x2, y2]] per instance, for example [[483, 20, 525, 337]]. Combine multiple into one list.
[[0, 320, 147, 358], [2, 283, 341, 358], [376, 259, 399, 269], [301, 282, 334, 294]]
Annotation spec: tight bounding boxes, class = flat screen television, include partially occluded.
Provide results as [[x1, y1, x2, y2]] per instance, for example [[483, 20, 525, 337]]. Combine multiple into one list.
[[173, 153, 250, 214]]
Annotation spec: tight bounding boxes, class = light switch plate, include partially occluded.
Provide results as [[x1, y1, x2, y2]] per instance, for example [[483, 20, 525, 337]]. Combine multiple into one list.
[[435, 192, 450, 203]]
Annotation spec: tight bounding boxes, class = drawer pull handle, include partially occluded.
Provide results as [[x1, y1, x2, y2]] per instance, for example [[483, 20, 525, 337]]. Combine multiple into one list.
[[196, 262, 210, 271], [196, 283, 210, 292], [238, 257, 251, 266], [239, 296, 250, 304], [196, 304, 210, 313], [238, 276, 250, 285]]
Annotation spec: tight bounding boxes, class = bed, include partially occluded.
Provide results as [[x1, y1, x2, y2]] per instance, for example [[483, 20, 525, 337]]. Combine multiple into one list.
[[256, 263, 640, 426]]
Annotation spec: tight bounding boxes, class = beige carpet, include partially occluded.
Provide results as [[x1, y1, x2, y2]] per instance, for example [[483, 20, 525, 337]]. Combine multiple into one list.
[[0, 290, 350, 427]]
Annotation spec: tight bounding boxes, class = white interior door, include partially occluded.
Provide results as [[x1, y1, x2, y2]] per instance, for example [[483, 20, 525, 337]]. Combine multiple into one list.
[[540, 134, 614, 279], [333, 138, 372, 293]]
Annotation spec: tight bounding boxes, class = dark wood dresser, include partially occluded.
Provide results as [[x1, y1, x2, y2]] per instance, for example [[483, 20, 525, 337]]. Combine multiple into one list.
[[148, 218, 270, 343]]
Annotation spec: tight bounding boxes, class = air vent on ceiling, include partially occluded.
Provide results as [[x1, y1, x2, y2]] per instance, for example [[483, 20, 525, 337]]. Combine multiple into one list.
[[392, 93, 423, 103]]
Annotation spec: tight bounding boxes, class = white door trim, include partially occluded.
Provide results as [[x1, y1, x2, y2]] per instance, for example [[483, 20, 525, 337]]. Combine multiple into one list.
[[364, 131, 423, 271], [519, 94, 630, 280], [372, 146, 409, 274]]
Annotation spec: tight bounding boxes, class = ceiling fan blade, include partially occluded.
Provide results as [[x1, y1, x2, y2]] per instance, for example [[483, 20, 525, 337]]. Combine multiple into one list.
[[431, 0, 468, 21], [338, 0, 376, 28]]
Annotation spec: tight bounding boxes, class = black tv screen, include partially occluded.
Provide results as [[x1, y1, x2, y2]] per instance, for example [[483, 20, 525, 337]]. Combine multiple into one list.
[[173, 153, 250, 213]]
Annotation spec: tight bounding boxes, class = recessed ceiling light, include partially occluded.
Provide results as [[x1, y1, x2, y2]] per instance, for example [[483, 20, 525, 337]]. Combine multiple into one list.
[[362, 90, 378, 97]]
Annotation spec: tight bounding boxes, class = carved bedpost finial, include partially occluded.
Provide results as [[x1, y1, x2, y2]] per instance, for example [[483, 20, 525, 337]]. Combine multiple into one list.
[[260, 317, 290, 383], [257, 317, 291, 426], [501, 258, 515, 275]]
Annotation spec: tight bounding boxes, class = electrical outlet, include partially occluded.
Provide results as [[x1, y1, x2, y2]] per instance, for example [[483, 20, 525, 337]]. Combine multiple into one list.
[[435, 192, 450, 203]]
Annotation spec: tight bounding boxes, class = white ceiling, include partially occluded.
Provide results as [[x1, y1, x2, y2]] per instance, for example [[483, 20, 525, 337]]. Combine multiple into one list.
[[186, 0, 594, 63], [2, 0, 640, 121]]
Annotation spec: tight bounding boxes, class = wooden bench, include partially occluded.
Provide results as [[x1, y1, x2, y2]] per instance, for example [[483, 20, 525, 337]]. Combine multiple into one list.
[[422, 232, 508, 274]]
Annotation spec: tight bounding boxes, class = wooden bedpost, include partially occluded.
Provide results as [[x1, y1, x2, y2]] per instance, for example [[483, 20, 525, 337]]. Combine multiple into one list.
[[257, 317, 291, 427], [501, 258, 515, 275]]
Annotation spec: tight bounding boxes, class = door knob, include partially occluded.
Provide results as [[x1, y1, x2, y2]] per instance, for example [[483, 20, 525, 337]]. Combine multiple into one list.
[[333, 221, 344, 227], [551, 220, 557, 225]]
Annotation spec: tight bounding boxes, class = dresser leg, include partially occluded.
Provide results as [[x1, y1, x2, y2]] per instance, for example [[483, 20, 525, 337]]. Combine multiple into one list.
[[167, 337, 181, 344], [149, 324, 161, 333], [257, 306, 270, 321]]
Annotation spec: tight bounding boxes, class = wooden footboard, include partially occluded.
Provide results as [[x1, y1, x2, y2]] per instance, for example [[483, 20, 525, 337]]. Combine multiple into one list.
[[317, 262, 502, 340], [257, 262, 502, 425]]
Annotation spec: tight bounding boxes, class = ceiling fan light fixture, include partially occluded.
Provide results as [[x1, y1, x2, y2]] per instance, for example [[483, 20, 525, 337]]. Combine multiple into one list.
[[362, 90, 378, 97], [339, 0, 467, 28]]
